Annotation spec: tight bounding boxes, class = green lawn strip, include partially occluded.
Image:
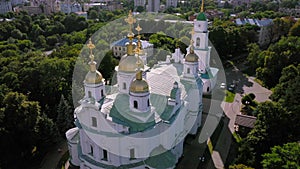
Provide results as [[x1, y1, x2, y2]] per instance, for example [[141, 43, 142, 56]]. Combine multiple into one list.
[[224, 90, 235, 103]]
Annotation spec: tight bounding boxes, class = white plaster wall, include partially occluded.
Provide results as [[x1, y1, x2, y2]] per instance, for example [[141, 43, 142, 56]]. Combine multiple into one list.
[[129, 92, 150, 112], [84, 82, 105, 102]]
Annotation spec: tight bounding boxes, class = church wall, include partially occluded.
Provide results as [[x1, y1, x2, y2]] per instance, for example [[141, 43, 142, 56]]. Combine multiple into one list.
[[84, 83, 105, 102], [117, 72, 135, 94]]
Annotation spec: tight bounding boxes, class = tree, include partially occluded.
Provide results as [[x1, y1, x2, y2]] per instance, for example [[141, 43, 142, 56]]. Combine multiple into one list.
[[246, 43, 262, 71], [56, 95, 74, 137], [236, 101, 293, 168], [262, 142, 300, 169], [0, 92, 56, 168], [98, 50, 119, 81], [229, 164, 254, 169], [289, 20, 300, 36], [88, 9, 98, 20], [255, 36, 300, 88], [136, 6, 145, 12]]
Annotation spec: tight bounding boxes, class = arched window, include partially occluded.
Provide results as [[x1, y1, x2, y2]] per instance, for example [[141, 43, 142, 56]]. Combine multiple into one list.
[[101, 90, 104, 97], [207, 87, 210, 92], [147, 99, 150, 107], [88, 91, 92, 98], [134, 100, 138, 109], [123, 83, 126, 89], [187, 68, 190, 74], [196, 37, 200, 47]]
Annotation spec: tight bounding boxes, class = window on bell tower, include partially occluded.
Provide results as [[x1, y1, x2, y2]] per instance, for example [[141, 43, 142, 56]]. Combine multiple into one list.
[[134, 100, 138, 109], [196, 37, 200, 47], [123, 83, 126, 89], [187, 68, 190, 74]]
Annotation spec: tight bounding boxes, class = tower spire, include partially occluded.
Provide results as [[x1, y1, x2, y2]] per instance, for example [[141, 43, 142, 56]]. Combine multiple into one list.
[[125, 10, 136, 55], [201, 0, 204, 12], [189, 28, 195, 53]]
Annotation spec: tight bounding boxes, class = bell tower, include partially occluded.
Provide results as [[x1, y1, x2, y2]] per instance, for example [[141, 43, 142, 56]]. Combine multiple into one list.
[[193, 0, 211, 74]]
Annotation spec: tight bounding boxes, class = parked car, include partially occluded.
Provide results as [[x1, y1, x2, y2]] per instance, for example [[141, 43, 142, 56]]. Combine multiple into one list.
[[228, 83, 235, 91], [220, 83, 226, 89]]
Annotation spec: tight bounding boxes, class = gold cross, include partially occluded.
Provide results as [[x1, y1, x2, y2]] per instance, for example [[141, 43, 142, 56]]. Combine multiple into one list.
[[135, 24, 142, 34], [189, 28, 195, 37], [87, 38, 95, 62], [125, 10, 136, 33]]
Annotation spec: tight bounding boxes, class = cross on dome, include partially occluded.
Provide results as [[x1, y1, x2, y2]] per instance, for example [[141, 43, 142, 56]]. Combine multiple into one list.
[[125, 10, 136, 35], [87, 38, 95, 62]]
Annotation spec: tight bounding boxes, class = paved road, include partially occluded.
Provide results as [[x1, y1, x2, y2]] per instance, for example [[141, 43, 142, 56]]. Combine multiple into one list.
[[40, 141, 68, 169], [211, 62, 272, 168]]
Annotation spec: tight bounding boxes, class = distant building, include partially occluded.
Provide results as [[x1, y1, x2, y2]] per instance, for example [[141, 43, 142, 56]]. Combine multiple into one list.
[[21, 0, 59, 15], [134, 0, 146, 7], [234, 18, 273, 47], [166, 0, 177, 8], [11, 0, 26, 6], [106, 0, 123, 11], [111, 38, 153, 59], [228, 0, 253, 7], [147, 0, 160, 12], [83, 0, 122, 12], [20, 6, 43, 14], [279, 5, 300, 18], [75, 11, 87, 19], [0, 0, 12, 14], [60, 2, 81, 14]]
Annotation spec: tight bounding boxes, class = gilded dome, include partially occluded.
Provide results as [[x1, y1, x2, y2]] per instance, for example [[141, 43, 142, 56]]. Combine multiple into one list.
[[130, 71, 149, 93], [130, 79, 149, 93], [84, 61, 103, 84], [185, 52, 198, 62], [118, 55, 144, 72], [85, 70, 103, 84]]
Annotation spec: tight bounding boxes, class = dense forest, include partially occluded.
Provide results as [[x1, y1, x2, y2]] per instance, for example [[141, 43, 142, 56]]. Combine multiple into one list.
[[231, 20, 300, 169]]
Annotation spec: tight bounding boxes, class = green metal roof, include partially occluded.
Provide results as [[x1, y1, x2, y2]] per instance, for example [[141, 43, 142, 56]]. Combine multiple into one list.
[[109, 94, 156, 133], [145, 145, 176, 169], [170, 88, 178, 99], [197, 12, 207, 21]]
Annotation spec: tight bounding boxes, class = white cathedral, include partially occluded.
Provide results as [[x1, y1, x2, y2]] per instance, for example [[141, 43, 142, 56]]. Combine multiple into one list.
[[66, 8, 218, 169]]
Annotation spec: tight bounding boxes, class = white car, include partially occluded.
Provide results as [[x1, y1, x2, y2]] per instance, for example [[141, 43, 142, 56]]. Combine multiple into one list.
[[220, 83, 226, 89]]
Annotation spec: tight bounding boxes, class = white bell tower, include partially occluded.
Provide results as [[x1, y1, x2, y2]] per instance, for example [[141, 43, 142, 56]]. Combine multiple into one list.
[[193, 0, 211, 74]]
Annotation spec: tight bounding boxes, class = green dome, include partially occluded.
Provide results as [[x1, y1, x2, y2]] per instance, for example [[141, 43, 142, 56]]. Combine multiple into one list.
[[197, 12, 207, 21]]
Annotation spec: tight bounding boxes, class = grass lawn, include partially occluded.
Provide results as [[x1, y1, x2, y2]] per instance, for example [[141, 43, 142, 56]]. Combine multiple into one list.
[[224, 90, 235, 103], [207, 138, 214, 154]]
